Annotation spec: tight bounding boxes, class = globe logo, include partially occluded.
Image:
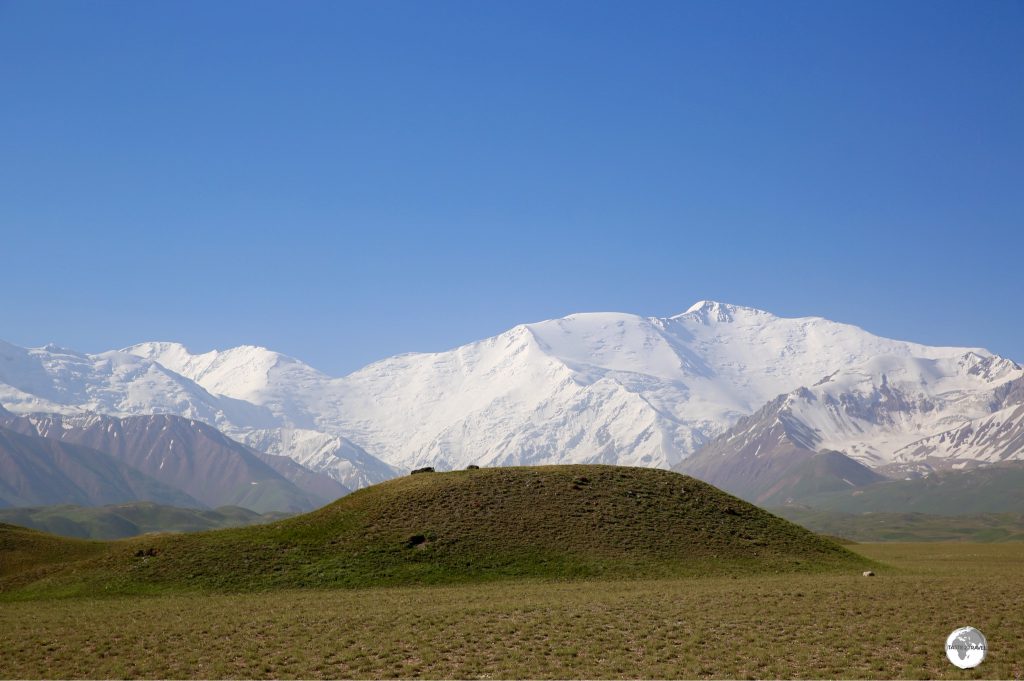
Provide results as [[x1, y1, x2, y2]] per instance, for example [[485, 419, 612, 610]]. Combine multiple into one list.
[[946, 626, 987, 669]]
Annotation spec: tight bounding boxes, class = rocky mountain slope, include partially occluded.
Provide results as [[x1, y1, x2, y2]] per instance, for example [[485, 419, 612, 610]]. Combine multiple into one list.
[[678, 354, 1023, 502], [0, 425, 200, 508], [886, 377, 1024, 472], [675, 392, 887, 505], [0, 411, 346, 513]]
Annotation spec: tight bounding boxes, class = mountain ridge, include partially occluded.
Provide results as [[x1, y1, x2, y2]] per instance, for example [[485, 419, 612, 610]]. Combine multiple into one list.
[[0, 425, 202, 509], [0, 412, 347, 513], [2, 302, 1021, 493]]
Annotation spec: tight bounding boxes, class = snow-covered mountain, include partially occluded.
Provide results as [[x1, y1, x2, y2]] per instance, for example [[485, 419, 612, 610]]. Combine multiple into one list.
[[889, 375, 1024, 471], [126, 301, 1021, 472], [124, 342, 331, 431], [0, 339, 277, 431], [675, 351, 1023, 503], [238, 428, 398, 490], [2, 301, 1021, 488], [769, 352, 1021, 468], [0, 340, 391, 489], [674, 391, 887, 505]]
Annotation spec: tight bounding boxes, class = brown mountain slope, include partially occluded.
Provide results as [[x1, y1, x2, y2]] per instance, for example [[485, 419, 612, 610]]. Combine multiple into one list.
[[0, 412, 347, 513], [0, 426, 201, 508], [676, 392, 885, 505]]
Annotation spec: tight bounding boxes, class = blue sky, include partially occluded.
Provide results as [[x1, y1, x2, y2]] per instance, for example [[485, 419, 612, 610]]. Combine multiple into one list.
[[1, 0, 1021, 375]]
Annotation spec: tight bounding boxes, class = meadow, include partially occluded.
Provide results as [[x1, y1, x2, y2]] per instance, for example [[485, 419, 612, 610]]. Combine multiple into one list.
[[1, 542, 1021, 679]]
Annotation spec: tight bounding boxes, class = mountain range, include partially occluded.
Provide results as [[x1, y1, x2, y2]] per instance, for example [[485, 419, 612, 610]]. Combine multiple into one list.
[[0, 407, 347, 512], [1, 301, 1021, 513]]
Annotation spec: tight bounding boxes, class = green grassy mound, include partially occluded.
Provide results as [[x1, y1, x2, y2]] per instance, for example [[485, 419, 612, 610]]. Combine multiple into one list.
[[1, 465, 868, 598]]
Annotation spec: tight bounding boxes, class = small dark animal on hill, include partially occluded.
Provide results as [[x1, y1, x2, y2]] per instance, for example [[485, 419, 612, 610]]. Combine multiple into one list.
[[411, 467, 435, 475], [467, 464, 480, 470]]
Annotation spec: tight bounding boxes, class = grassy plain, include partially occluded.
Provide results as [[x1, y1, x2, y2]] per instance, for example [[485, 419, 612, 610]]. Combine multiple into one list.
[[776, 507, 1024, 543], [795, 462, 1024, 515], [1, 542, 1021, 679]]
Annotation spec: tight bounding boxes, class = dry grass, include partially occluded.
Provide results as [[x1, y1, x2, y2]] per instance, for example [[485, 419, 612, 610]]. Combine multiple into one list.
[[1, 542, 1021, 679]]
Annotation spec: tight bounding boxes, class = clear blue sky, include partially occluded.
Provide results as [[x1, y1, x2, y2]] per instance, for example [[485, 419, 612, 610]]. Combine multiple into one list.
[[1, 0, 1022, 375]]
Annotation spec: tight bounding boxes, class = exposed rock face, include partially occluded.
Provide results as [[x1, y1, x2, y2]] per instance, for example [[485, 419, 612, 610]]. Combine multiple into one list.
[[0, 425, 201, 508], [675, 394, 885, 505], [0, 412, 347, 513]]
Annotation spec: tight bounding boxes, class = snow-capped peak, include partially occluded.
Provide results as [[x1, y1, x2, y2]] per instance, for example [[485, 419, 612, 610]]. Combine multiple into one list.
[[674, 300, 772, 324], [125, 341, 295, 377], [124, 341, 329, 410], [683, 299, 727, 314]]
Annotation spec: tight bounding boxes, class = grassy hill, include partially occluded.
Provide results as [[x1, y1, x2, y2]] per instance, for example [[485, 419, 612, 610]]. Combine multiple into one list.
[[0, 522, 108, 594], [1, 465, 868, 599], [0, 502, 291, 540]]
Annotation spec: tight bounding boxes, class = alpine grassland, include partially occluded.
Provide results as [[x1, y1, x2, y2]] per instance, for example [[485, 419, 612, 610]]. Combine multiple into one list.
[[2, 467, 1022, 678]]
